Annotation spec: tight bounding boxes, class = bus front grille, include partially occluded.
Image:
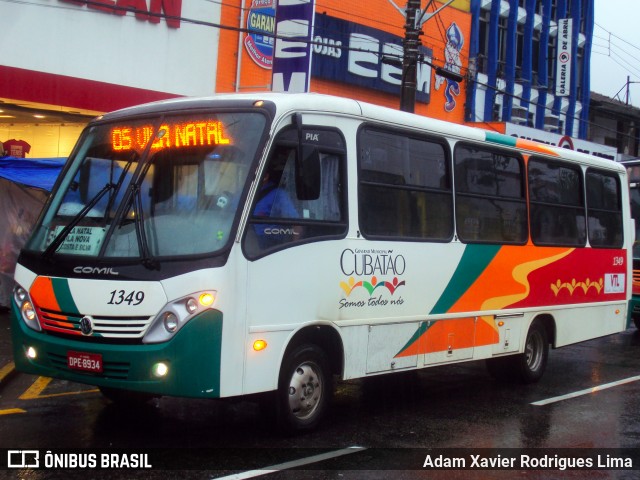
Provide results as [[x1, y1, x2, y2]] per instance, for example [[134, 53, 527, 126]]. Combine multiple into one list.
[[37, 307, 153, 341]]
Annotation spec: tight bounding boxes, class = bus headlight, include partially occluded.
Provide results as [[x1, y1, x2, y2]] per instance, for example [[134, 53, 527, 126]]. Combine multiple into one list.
[[13, 285, 42, 332], [163, 312, 179, 333], [143, 290, 217, 344], [14, 286, 27, 303], [186, 298, 198, 314]]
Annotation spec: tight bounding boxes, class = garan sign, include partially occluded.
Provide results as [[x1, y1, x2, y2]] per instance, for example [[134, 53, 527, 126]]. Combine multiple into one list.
[[59, 0, 183, 28]]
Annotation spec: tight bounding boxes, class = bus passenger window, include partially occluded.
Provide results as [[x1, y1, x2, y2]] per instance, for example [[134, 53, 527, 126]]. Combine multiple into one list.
[[529, 158, 586, 247], [358, 128, 453, 241], [586, 169, 623, 248], [454, 144, 527, 244]]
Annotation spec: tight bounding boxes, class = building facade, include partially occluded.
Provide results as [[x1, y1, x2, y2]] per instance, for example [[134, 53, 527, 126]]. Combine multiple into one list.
[[0, 0, 616, 160], [467, 0, 593, 140]]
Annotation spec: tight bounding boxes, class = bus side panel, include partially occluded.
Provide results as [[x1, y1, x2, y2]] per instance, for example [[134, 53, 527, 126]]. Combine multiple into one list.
[[553, 304, 628, 348]]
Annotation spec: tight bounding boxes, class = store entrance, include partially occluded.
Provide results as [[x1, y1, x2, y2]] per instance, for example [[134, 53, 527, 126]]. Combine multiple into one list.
[[0, 100, 98, 158]]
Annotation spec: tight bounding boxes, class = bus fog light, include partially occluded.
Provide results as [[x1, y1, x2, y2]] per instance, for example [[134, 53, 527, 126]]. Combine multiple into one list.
[[26, 346, 37, 360], [186, 298, 198, 314], [152, 362, 169, 378], [163, 312, 178, 333]]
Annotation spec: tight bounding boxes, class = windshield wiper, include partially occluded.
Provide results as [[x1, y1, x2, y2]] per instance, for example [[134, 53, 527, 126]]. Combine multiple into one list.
[[104, 152, 137, 220], [130, 182, 159, 270], [42, 182, 115, 260]]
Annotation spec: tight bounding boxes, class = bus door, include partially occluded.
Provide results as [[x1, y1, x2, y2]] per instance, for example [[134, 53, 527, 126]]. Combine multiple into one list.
[[241, 123, 348, 389]]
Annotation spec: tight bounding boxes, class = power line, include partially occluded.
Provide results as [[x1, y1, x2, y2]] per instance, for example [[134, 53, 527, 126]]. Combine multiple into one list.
[[3, 0, 635, 145], [595, 21, 640, 53]]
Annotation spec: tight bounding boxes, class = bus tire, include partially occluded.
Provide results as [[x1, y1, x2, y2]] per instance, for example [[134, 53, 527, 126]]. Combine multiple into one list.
[[486, 319, 549, 384], [276, 344, 331, 433], [99, 386, 157, 405]]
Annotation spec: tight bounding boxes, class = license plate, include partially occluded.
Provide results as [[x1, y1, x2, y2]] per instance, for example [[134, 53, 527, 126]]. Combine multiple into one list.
[[67, 351, 103, 373]]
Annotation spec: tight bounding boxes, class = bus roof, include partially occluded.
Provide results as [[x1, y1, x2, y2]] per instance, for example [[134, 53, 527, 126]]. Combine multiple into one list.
[[99, 92, 624, 173]]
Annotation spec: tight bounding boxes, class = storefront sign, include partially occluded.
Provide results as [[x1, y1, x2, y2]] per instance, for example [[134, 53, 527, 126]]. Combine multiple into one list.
[[312, 15, 432, 103], [244, 0, 275, 69], [272, 0, 316, 92], [59, 0, 183, 28], [555, 18, 572, 97], [505, 124, 616, 161]]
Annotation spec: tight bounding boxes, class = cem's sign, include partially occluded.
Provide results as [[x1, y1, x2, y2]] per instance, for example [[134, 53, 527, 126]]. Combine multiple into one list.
[[311, 15, 433, 103]]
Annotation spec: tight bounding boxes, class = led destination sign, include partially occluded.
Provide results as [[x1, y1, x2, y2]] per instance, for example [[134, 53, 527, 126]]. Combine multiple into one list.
[[111, 120, 231, 151]]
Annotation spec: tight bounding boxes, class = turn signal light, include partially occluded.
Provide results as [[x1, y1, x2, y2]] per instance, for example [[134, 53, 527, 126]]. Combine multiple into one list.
[[253, 340, 267, 351], [199, 293, 214, 307]]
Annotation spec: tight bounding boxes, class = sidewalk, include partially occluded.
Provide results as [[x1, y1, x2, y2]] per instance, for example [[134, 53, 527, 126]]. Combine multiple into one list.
[[0, 307, 16, 387]]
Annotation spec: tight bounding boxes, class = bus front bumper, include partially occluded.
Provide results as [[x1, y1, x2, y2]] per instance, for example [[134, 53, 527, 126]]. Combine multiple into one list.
[[11, 304, 223, 398]]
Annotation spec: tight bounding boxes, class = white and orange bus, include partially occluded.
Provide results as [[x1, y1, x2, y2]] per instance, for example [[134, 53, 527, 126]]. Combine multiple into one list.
[[11, 93, 632, 432]]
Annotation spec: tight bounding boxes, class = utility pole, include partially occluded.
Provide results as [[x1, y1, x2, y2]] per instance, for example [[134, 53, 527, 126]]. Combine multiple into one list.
[[400, 0, 421, 113], [389, 0, 461, 113]]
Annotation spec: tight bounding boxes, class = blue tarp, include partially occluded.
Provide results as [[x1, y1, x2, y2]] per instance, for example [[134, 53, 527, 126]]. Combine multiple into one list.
[[0, 156, 65, 191]]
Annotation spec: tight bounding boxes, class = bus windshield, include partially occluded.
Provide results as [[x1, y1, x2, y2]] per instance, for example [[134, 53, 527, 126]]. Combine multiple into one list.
[[26, 111, 267, 259]]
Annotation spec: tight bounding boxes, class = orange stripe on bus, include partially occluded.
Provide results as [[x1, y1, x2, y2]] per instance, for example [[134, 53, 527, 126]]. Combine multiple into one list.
[[30, 277, 62, 312]]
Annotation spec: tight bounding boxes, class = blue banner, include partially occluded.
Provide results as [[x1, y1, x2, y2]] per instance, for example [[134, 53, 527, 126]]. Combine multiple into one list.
[[311, 15, 432, 104], [272, 0, 315, 92]]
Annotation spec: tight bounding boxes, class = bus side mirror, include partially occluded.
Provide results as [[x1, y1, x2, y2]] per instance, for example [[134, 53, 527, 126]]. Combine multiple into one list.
[[295, 145, 321, 200]]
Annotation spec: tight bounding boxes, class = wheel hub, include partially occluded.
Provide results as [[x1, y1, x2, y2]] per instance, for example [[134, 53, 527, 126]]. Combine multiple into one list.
[[288, 363, 322, 420]]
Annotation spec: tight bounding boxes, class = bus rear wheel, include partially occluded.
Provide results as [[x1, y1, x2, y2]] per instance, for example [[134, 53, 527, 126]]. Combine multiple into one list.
[[486, 319, 549, 384], [276, 344, 331, 433]]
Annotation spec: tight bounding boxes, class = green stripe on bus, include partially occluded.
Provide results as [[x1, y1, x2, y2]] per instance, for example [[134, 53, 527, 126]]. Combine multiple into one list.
[[395, 321, 431, 357], [485, 131, 517, 147], [429, 244, 501, 315], [51, 278, 80, 315]]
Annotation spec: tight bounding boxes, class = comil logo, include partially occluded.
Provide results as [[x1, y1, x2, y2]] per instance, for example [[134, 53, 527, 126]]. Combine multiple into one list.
[[8, 450, 39, 468]]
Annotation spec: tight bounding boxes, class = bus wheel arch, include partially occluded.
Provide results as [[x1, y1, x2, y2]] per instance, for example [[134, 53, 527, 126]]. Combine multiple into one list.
[[486, 315, 554, 384], [282, 324, 345, 378]]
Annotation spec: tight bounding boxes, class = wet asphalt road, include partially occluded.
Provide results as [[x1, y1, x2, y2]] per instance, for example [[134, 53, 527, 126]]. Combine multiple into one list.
[[1, 309, 639, 479]]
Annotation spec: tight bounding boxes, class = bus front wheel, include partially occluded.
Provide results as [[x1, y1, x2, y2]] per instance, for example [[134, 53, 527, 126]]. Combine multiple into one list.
[[486, 319, 549, 384], [276, 344, 331, 433]]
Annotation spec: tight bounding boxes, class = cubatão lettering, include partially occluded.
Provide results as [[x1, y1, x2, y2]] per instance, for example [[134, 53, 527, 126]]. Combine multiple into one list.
[[340, 248, 406, 276], [59, 0, 183, 28]]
